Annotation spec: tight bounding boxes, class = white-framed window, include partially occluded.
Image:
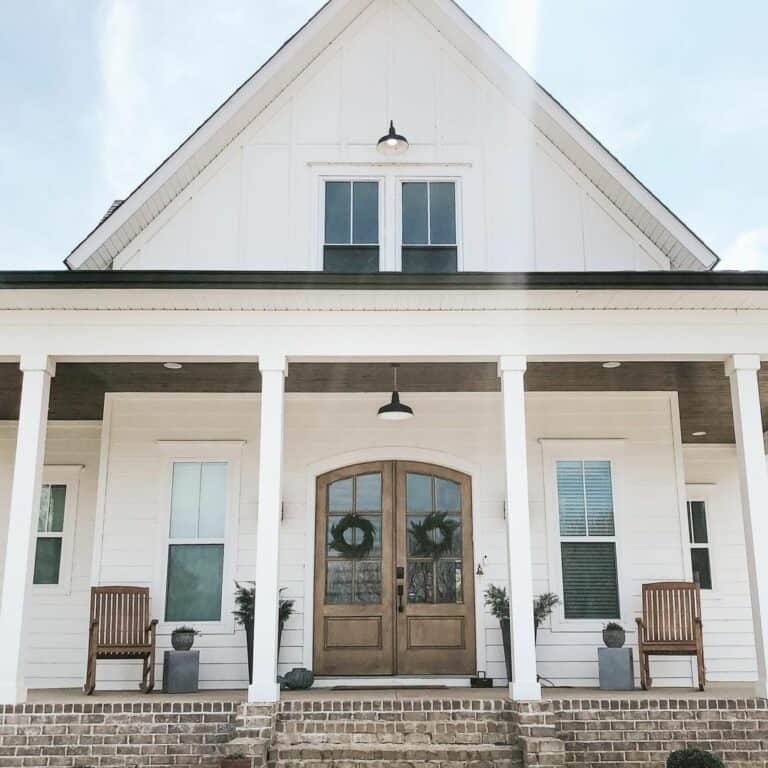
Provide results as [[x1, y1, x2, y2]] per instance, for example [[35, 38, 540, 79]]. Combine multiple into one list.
[[399, 179, 459, 273], [322, 178, 381, 273], [156, 442, 243, 632], [687, 498, 713, 590], [32, 465, 82, 593], [542, 439, 625, 630]]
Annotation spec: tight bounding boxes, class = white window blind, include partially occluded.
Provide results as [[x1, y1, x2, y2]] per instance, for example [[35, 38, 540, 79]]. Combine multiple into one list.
[[556, 460, 620, 619]]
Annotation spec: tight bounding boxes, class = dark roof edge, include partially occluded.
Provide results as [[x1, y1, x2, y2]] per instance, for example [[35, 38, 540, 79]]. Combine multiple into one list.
[[0, 270, 765, 291]]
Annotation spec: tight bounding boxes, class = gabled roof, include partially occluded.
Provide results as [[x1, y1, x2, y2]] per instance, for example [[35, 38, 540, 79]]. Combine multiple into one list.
[[66, 0, 719, 271]]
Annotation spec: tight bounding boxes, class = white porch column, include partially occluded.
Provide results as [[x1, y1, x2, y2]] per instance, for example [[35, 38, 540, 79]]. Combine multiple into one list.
[[498, 355, 540, 700], [0, 354, 55, 704], [726, 354, 768, 697], [248, 354, 287, 702]]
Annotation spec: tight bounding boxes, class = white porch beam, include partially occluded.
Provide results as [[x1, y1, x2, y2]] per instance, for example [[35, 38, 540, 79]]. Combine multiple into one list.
[[0, 354, 55, 704], [726, 354, 768, 698], [498, 355, 540, 701], [248, 353, 287, 703]]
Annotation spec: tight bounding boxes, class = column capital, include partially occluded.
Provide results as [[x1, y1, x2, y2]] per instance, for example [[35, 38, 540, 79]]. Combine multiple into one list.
[[725, 354, 762, 378], [19, 354, 55, 377], [258, 353, 288, 376], [497, 355, 527, 376]]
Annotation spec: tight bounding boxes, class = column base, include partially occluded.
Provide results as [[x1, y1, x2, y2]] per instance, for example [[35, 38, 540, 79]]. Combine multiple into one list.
[[0, 680, 27, 705], [509, 680, 541, 701], [248, 681, 280, 703]]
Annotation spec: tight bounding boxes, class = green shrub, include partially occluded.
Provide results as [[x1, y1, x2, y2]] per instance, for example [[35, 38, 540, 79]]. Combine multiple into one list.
[[667, 748, 725, 768]]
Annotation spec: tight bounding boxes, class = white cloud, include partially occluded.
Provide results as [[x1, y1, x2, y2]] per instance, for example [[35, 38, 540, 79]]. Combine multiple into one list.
[[722, 228, 768, 271]]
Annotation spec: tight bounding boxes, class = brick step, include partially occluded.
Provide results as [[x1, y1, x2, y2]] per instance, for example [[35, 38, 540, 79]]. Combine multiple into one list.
[[268, 742, 523, 768], [275, 719, 515, 746], [274, 721, 517, 745]]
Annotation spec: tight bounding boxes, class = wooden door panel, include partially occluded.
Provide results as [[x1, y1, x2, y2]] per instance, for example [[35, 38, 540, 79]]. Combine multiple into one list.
[[394, 462, 476, 675], [313, 462, 394, 675]]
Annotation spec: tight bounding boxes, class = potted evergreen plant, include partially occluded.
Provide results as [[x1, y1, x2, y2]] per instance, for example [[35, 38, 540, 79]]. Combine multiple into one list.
[[483, 585, 560, 681], [233, 582, 295, 683]]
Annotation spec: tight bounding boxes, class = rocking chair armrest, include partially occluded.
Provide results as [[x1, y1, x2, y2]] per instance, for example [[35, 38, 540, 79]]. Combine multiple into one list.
[[635, 617, 646, 639], [146, 619, 159, 634]]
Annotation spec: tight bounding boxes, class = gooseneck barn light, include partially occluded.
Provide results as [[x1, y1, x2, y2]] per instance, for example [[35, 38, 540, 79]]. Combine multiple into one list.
[[376, 120, 409, 155], [377, 364, 414, 420]]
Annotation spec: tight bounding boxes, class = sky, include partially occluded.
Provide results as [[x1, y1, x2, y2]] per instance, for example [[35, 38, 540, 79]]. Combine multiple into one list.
[[0, 0, 766, 271]]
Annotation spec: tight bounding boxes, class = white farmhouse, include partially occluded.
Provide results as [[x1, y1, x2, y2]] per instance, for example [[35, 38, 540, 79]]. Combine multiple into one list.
[[0, 5, 766, 755]]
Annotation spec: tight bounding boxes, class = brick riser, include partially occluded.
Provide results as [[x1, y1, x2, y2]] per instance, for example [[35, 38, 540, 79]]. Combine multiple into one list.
[[266, 698, 530, 768]]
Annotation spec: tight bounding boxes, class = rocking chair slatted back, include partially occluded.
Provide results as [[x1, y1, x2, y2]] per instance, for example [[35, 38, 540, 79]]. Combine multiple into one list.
[[642, 581, 701, 644], [636, 581, 705, 691], [84, 586, 158, 695]]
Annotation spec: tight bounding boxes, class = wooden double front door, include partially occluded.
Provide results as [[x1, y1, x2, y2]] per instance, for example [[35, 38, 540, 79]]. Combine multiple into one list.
[[313, 461, 476, 676]]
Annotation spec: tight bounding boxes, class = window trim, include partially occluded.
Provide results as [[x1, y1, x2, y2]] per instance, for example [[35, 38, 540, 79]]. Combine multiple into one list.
[[320, 176, 384, 272], [32, 465, 83, 595], [395, 176, 463, 272], [541, 439, 627, 632], [154, 442, 243, 635], [685, 484, 717, 595]]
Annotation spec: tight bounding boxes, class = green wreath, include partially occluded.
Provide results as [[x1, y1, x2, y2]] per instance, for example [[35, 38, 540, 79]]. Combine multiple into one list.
[[409, 512, 460, 559], [329, 514, 376, 559]]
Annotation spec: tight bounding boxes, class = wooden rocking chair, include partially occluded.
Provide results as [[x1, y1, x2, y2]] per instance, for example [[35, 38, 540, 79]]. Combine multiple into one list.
[[635, 581, 705, 691], [84, 586, 158, 695]]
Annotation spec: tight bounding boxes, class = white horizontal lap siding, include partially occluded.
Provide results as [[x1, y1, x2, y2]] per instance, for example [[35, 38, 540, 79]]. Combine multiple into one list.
[[682, 445, 758, 683], [0, 422, 102, 690], [10, 393, 753, 691], [527, 393, 699, 687], [96, 396, 261, 690]]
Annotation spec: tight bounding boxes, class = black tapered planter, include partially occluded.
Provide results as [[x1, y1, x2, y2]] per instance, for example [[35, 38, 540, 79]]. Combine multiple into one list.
[[499, 618, 512, 682], [244, 620, 285, 684]]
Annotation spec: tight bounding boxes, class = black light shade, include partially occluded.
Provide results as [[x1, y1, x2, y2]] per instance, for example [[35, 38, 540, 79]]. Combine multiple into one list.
[[377, 364, 414, 420], [377, 120, 409, 155], [377, 391, 414, 420]]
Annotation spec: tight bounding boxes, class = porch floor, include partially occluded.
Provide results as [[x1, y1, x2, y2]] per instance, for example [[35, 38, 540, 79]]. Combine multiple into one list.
[[24, 681, 760, 704]]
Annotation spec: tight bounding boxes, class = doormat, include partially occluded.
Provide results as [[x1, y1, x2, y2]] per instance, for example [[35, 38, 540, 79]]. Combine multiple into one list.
[[330, 685, 448, 691]]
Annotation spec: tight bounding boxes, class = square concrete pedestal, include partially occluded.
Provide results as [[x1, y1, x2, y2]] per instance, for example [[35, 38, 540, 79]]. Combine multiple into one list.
[[598, 647, 634, 691], [162, 650, 200, 694]]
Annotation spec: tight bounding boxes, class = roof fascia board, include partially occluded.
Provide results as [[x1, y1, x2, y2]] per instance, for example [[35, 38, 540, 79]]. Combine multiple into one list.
[[65, 0, 373, 270], [411, 0, 718, 270], [0, 271, 764, 291]]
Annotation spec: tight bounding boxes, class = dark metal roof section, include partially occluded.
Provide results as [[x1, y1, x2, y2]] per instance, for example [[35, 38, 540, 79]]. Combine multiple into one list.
[[0, 270, 766, 291]]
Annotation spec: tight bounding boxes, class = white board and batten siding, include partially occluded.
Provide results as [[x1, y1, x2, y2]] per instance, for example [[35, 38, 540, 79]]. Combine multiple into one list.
[[111, 0, 668, 274], [0, 392, 756, 690]]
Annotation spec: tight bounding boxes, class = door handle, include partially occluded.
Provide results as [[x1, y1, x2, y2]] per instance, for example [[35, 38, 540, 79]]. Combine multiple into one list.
[[397, 584, 404, 613]]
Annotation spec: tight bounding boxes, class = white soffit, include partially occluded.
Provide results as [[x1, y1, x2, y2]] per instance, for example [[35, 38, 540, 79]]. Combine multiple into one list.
[[65, 0, 719, 272]]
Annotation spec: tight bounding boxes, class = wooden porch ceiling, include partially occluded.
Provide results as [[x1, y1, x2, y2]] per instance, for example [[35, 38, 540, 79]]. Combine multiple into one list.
[[0, 361, 759, 444]]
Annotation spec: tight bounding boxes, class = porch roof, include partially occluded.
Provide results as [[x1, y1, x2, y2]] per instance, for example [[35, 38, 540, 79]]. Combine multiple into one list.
[[0, 360, 756, 444]]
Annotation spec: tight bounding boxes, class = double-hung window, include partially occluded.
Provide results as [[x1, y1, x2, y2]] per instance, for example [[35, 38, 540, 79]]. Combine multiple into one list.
[[33, 484, 68, 585], [401, 181, 457, 273], [556, 460, 620, 620], [687, 500, 712, 590], [165, 461, 228, 622], [32, 467, 80, 592], [323, 180, 380, 272]]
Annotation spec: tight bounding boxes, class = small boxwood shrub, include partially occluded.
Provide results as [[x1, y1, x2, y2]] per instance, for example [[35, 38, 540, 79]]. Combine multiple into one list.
[[667, 748, 725, 768]]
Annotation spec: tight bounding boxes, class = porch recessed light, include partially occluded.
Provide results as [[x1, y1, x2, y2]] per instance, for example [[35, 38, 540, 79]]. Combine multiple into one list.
[[163, 362, 183, 370], [602, 362, 622, 369], [692, 431, 707, 437], [376, 120, 409, 155]]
